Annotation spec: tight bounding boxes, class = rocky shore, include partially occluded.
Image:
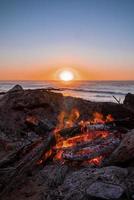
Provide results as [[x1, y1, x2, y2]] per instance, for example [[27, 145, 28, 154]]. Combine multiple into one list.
[[0, 85, 134, 200]]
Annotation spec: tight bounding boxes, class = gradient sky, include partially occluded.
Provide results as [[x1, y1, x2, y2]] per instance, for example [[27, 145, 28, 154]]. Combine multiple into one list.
[[0, 0, 134, 80]]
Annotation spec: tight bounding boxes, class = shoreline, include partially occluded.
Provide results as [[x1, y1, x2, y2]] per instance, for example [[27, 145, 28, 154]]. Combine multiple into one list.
[[0, 80, 134, 103]]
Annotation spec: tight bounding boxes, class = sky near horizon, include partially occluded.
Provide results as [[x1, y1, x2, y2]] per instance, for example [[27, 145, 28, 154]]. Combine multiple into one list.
[[0, 0, 134, 80]]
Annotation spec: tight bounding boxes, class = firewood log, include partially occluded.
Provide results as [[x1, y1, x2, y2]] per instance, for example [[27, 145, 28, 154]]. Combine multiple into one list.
[[63, 138, 120, 161], [57, 125, 81, 138], [55, 134, 111, 152], [56, 118, 134, 141]]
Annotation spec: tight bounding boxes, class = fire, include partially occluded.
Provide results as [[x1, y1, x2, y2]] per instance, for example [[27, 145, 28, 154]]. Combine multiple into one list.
[[54, 150, 64, 161], [106, 114, 114, 122], [91, 112, 114, 124], [37, 110, 114, 166], [56, 108, 80, 130], [53, 111, 114, 165], [55, 131, 109, 150], [92, 112, 104, 124]]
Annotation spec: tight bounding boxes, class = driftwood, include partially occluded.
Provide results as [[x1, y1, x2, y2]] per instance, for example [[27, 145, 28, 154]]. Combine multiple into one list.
[[0, 132, 55, 199], [63, 138, 120, 161], [113, 96, 121, 104]]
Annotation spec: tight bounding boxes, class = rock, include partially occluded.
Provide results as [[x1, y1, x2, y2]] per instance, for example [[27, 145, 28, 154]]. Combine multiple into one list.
[[25, 116, 53, 135], [124, 93, 134, 108], [86, 181, 124, 200], [0, 89, 63, 138], [40, 164, 68, 187], [108, 129, 134, 164], [61, 166, 127, 200], [0, 86, 133, 138], [8, 85, 23, 93], [24, 187, 36, 197], [126, 167, 134, 195], [27, 132, 40, 142], [0, 92, 6, 95], [63, 191, 86, 200]]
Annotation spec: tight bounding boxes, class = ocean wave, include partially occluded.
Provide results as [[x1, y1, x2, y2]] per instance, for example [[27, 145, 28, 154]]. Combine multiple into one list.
[[60, 87, 126, 96]]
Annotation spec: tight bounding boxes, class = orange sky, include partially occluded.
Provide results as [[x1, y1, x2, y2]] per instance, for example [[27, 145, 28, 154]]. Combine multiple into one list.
[[0, 64, 134, 81], [1, 0, 134, 81]]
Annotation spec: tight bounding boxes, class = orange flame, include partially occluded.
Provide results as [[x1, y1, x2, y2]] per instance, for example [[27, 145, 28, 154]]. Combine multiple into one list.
[[92, 112, 105, 124], [106, 114, 114, 122], [56, 108, 80, 130], [37, 110, 114, 166]]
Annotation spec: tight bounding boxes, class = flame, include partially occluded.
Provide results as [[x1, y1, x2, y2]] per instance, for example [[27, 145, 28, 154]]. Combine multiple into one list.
[[92, 112, 105, 124], [53, 111, 114, 166], [55, 131, 109, 150], [106, 114, 114, 122], [56, 109, 80, 130], [37, 110, 114, 166]]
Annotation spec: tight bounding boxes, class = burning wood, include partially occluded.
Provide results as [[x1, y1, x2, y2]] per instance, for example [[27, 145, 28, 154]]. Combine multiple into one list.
[[0, 108, 133, 199], [62, 137, 120, 162], [52, 111, 131, 166]]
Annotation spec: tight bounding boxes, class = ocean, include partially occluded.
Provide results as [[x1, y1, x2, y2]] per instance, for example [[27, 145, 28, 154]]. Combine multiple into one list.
[[0, 80, 134, 103]]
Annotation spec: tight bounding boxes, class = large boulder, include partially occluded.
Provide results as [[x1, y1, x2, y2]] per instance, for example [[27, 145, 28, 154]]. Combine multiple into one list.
[[124, 93, 134, 108], [61, 166, 127, 200], [0, 88, 63, 138], [108, 129, 134, 164], [8, 85, 23, 93]]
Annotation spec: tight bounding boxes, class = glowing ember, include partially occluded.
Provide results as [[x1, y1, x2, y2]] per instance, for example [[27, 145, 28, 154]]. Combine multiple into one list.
[[37, 111, 115, 166], [88, 156, 103, 165], [54, 150, 64, 161]]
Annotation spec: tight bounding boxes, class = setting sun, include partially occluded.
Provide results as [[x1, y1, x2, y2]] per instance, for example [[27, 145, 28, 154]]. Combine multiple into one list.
[[59, 70, 74, 81]]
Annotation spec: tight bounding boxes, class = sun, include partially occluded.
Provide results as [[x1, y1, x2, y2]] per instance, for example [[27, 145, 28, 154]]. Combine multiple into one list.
[[59, 70, 74, 81]]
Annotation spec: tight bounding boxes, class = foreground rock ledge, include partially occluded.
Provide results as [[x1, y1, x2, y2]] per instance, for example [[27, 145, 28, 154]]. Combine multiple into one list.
[[0, 85, 134, 200]]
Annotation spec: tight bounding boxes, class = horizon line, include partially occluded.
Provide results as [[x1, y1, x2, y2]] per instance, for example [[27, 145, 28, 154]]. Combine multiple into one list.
[[0, 79, 134, 82]]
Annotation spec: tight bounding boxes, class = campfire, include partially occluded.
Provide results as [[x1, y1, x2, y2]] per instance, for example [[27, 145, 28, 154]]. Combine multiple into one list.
[[37, 110, 122, 167], [0, 87, 134, 199]]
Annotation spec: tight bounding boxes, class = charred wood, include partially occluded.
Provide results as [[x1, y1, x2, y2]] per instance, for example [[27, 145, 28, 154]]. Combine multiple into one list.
[[57, 125, 81, 139], [0, 132, 55, 199], [63, 138, 120, 161]]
